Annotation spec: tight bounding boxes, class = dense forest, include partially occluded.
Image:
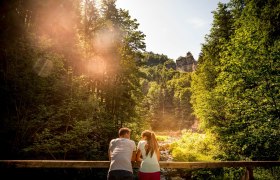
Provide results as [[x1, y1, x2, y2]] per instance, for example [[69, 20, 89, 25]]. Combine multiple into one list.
[[0, 0, 279, 179]]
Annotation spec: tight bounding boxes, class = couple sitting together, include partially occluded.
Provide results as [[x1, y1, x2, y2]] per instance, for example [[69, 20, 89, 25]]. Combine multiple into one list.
[[107, 127, 160, 180]]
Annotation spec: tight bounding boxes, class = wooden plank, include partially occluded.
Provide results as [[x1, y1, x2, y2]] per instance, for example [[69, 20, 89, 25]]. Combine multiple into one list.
[[159, 161, 280, 169], [0, 160, 280, 169], [0, 160, 110, 168]]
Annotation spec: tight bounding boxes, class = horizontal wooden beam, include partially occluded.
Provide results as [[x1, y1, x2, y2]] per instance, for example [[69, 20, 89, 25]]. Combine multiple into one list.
[[0, 160, 111, 168], [1, 160, 280, 169], [159, 161, 280, 169]]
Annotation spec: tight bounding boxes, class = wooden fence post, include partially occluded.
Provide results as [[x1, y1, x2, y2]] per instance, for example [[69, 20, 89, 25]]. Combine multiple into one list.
[[246, 167, 254, 180], [242, 167, 254, 180]]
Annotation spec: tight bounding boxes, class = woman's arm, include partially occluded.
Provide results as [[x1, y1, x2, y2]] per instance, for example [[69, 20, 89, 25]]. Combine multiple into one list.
[[156, 148, 160, 161], [136, 149, 142, 162]]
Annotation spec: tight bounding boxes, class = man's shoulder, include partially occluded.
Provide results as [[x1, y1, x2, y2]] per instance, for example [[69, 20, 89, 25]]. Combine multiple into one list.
[[111, 138, 134, 143], [124, 138, 135, 144], [110, 138, 117, 142], [128, 139, 135, 143], [124, 139, 136, 148]]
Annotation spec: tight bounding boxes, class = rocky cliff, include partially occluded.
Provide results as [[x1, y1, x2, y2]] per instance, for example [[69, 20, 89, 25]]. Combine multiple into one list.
[[175, 52, 197, 72]]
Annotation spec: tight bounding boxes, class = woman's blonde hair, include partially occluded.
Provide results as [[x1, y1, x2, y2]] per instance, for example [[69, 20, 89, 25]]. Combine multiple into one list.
[[141, 130, 159, 157]]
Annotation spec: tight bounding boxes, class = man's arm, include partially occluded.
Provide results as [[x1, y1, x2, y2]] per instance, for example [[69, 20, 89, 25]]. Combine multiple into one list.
[[130, 141, 137, 161], [108, 149, 111, 161], [108, 140, 113, 161], [131, 150, 136, 161]]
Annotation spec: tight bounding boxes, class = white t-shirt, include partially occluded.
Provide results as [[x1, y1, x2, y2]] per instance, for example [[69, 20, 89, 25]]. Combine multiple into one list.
[[137, 140, 160, 172], [109, 138, 136, 172]]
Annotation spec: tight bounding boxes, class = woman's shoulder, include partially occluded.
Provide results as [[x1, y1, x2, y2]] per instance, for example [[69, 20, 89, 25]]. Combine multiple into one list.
[[137, 140, 147, 146]]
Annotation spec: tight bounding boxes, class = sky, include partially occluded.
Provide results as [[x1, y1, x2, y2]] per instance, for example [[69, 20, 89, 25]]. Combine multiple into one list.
[[115, 0, 230, 60]]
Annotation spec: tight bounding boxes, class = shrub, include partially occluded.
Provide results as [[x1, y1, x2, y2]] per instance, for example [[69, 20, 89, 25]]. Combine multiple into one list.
[[170, 130, 220, 162]]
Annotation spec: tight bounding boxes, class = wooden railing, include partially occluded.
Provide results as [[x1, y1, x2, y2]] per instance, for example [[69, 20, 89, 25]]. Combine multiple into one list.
[[1, 160, 280, 179]]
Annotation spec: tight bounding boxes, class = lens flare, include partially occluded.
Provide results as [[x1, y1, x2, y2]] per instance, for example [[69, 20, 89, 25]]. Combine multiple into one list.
[[87, 56, 106, 75], [33, 58, 53, 77]]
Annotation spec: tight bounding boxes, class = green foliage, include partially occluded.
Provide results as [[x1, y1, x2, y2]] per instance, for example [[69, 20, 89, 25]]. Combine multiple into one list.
[[213, 0, 280, 160], [0, 0, 148, 160], [141, 52, 174, 67], [191, 2, 234, 131], [253, 167, 280, 180], [219, 167, 245, 180], [168, 73, 195, 129], [139, 58, 196, 131], [23, 75, 104, 159], [156, 135, 169, 142], [191, 0, 280, 163], [170, 130, 220, 162]]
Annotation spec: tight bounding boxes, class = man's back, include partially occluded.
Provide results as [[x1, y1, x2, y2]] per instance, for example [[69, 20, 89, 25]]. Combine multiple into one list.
[[107, 127, 136, 180], [109, 138, 136, 172]]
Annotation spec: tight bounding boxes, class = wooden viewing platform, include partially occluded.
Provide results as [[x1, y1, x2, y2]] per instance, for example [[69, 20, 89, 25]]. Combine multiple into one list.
[[1, 160, 280, 179]]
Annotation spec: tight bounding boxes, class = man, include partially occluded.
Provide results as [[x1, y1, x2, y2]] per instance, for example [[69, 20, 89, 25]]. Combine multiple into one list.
[[107, 127, 136, 180]]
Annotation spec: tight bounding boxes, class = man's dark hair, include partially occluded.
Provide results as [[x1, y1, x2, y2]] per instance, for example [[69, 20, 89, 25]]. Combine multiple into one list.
[[119, 127, 131, 136]]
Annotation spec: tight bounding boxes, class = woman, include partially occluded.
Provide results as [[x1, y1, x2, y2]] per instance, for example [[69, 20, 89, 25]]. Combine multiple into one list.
[[136, 130, 160, 180]]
